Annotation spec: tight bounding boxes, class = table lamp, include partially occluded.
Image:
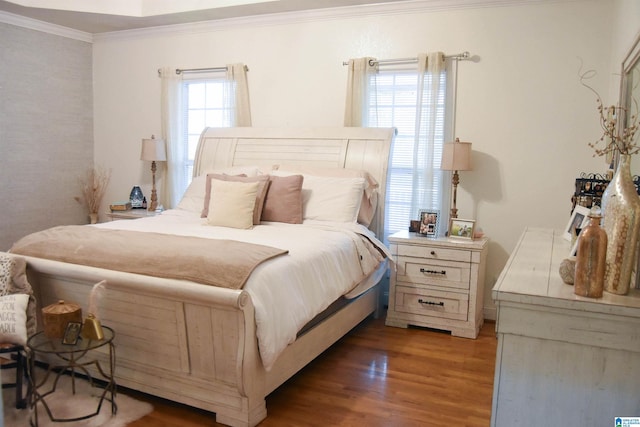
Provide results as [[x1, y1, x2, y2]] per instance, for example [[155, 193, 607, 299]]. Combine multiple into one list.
[[440, 138, 472, 219], [140, 135, 167, 211]]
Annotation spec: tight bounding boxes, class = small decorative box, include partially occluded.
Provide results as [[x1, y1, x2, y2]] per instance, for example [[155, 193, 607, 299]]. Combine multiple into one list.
[[42, 300, 82, 338]]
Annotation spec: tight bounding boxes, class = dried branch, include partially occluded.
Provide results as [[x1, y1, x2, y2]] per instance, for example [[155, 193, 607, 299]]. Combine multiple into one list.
[[76, 166, 111, 214], [579, 63, 639, 157]]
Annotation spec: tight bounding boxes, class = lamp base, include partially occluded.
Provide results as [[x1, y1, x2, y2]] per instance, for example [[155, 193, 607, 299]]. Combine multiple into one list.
[[450, 170, 460, 220], [149, 161, 159, 211]]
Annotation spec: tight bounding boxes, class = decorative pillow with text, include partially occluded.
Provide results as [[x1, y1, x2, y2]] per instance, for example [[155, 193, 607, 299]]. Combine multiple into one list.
[[0, 293, 29, 346]]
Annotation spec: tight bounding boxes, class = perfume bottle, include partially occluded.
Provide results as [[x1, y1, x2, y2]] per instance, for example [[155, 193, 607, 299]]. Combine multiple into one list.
[[130, 186, 144, 209]]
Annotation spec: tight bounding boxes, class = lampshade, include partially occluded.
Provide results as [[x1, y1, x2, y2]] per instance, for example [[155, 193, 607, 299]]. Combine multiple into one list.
[[140, 136, 167, 162], [441, 138, 472, 171]]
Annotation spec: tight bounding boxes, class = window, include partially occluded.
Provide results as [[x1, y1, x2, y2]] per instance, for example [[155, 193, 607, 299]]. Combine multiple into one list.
[[367, 66, 449, 240], [182, 76, 232, 185]]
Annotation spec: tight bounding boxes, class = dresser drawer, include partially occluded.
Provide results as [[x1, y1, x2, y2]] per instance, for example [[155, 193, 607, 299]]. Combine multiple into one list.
[[396, 244, 472, 263], [396, 256, 470, 290], [394, 285, 469, 321]]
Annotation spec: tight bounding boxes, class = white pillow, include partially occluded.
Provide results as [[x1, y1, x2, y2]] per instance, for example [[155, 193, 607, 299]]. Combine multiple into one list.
[[272, 171, 365, 222], [176, 166, 261, 213], [271, 166, 379, 225], [176, 174, 207, 212], [206, 179, 259, 229], [0, 293, 29, 345]]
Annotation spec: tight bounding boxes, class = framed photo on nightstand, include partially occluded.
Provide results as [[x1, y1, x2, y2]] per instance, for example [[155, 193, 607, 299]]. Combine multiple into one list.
[[564, 205, 590, 242], [62, 322, 82, 345], [418, 210, 440, 237], [449, 218, 475, 240]]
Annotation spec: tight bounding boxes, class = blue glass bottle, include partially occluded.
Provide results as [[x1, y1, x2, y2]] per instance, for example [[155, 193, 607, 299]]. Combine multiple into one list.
[[130, 186, 144, 209]]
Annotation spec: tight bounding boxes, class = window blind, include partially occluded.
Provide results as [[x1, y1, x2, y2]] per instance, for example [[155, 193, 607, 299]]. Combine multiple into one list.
[[368, 68, 448, 240]]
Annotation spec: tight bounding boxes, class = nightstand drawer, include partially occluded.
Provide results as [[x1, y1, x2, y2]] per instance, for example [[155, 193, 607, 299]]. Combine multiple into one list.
[[396, 244, 471, 263], [396, 256, 470, 290], [395, 285, 469, 321]]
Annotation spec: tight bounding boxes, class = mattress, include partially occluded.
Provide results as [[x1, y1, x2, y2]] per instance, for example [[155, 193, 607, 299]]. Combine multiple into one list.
[[93, 208, 391, 369]]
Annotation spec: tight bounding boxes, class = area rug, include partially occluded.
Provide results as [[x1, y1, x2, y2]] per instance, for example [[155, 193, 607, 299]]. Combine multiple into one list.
[[2, 369, 153, 427]]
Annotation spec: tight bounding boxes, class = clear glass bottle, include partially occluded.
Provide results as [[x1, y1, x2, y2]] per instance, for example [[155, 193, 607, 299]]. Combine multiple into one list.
[[574, 208, 607, 298]]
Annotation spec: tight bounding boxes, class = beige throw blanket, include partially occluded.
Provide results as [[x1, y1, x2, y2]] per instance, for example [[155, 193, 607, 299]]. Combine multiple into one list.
[[11, 226, 289, 289]]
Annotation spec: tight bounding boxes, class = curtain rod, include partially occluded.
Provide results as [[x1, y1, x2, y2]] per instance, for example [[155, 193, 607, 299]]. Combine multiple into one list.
[[342, 51, 470, 66], [156, 65, 249, 77], [176, 66, 226, 74]]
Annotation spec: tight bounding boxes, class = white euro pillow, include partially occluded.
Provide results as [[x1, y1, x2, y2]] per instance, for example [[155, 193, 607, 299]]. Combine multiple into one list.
[[176, 166, 261, 213], [271, 171, 365, 223]]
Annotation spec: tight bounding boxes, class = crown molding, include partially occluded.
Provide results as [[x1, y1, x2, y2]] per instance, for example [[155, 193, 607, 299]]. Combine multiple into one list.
[[94, 0, 572, 42], [0, 10, 92, 42], [1, 0, 576, 43]]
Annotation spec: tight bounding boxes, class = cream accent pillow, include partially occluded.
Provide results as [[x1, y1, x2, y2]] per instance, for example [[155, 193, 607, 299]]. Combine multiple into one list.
[[201, 174, 270, 224], [0, 293, 29, 345], [206, 179, 260, 229]]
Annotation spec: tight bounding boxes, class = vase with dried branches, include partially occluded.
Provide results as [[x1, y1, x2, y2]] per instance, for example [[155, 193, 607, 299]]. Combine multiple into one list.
[[75, 166, 111, 224], [581, 69, 640, 295]]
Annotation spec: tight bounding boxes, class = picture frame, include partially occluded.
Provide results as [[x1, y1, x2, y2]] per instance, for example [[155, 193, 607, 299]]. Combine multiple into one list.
[[62, 321, 82, 345], [418, 209, 440, 237], [570, 234, 581, 258], [564, 205, 590, 242], [449, 218, 475, 240]]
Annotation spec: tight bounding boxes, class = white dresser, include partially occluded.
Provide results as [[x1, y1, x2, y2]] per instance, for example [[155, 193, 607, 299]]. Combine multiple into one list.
[[491, 227, 640, 426], [385, 230, 488, 339]]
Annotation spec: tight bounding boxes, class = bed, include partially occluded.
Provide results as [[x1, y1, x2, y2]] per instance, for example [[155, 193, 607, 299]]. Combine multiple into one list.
[[6, 126, 395, 427]]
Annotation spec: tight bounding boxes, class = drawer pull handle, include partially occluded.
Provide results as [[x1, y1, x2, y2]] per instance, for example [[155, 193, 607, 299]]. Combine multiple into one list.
[[420, 268, 446, 275], [418, 299, 444, 307]]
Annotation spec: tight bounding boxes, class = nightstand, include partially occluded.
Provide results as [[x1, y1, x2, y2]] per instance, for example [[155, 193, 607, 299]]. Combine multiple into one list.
[[105, 209, 157, 221], [385, 230, 488, 338]]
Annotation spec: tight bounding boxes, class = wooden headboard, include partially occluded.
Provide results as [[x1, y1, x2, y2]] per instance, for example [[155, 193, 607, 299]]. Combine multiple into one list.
[[194, 127, 396, 238]]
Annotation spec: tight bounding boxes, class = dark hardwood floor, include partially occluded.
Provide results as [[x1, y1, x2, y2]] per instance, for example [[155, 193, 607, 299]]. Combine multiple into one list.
[[127, 313, 497, 426]]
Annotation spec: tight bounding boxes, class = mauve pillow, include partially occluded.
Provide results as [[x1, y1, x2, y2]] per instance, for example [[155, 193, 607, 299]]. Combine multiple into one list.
[[202, 174, 270, 225], [261, 175, 304, 224]]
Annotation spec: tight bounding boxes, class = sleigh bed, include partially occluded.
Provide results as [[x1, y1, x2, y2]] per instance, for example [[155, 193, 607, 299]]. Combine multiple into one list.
[[7, 126, 395, 427]]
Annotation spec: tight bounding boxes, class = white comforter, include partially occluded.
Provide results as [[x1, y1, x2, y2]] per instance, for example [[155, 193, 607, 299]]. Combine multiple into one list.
[[95, 209, 390, 370]]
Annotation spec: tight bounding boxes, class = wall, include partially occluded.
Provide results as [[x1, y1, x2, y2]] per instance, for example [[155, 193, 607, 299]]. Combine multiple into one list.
[[610, 0, 640, 177], [0, 23, 93, 251], [93, 0, 616, 319], [609, 0, 640, 94]]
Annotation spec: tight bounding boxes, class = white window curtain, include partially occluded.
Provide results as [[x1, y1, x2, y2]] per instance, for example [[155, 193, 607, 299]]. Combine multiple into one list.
[[159, 63, 251, 208], [344, 52, 449, 240], [225, 63, 252, 127], [344, 57, 378, 127], [159, 67, 184, 209]]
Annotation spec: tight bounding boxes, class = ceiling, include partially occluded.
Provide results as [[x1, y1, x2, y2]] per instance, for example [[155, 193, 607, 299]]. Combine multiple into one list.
[[0, 0, 414, 33]]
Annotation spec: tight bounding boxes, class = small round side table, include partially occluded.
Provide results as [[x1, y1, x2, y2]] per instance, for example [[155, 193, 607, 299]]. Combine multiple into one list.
[[27, 326, 117, 426]]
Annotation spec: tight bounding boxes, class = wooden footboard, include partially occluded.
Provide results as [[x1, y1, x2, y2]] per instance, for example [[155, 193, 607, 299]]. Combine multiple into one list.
[[17, 254, 380, 427], [21, 255, 268, 426]]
